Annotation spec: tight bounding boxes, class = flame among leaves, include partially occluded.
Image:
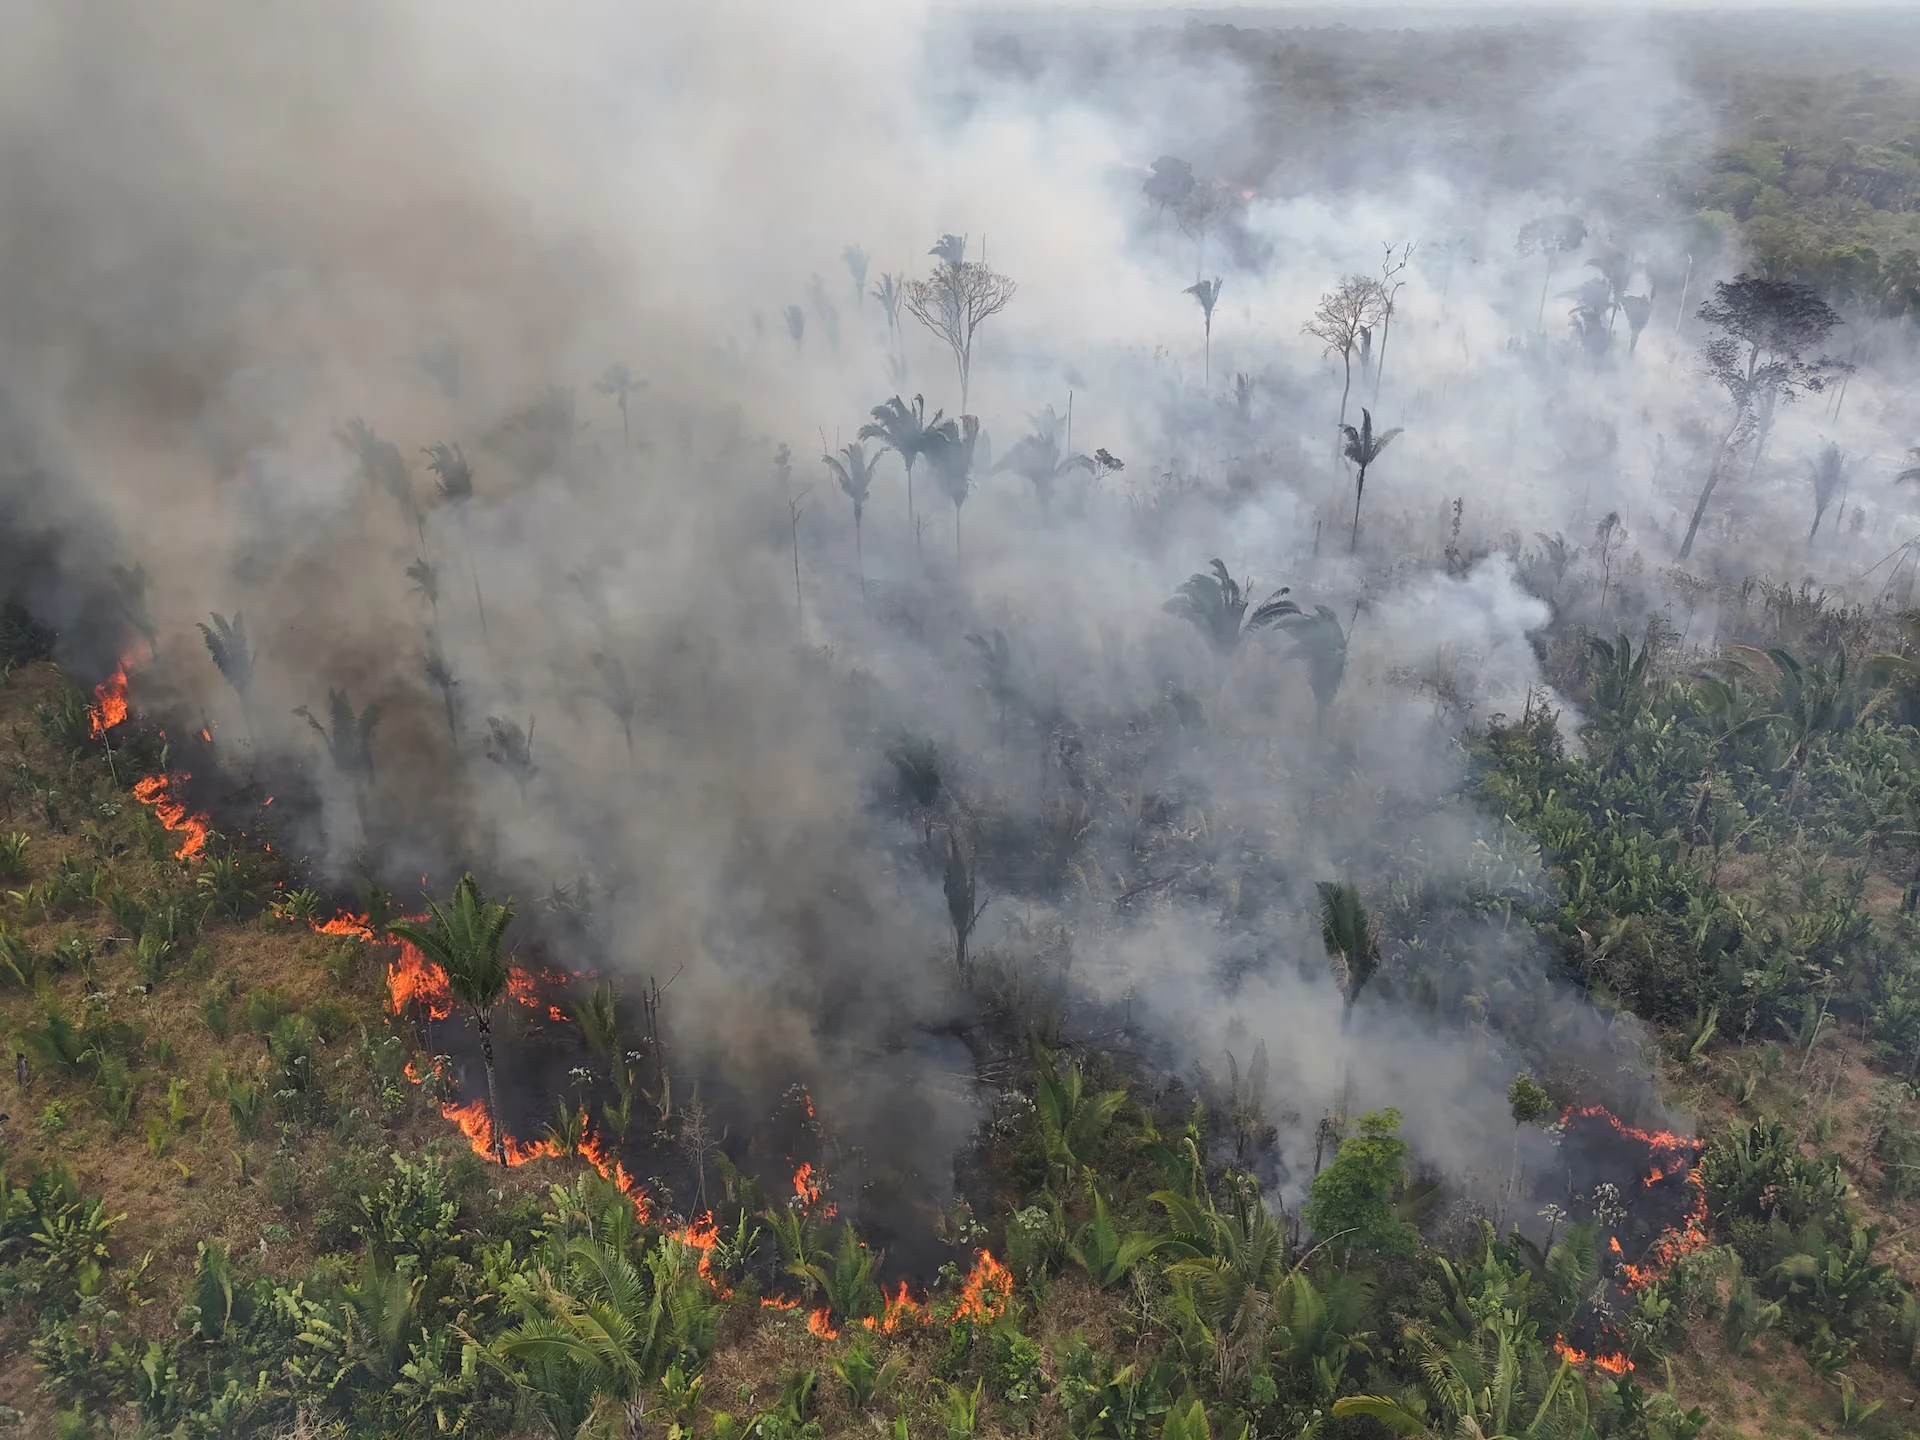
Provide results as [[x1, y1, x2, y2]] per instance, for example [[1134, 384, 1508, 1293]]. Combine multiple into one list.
[[130, 774, 211, 859], [1550, 1105, 1710, 1373], [90, 658, 132, 736]]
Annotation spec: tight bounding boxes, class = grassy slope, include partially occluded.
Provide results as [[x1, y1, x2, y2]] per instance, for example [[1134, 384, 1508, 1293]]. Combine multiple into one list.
[[2, 637, 1919, 1438]]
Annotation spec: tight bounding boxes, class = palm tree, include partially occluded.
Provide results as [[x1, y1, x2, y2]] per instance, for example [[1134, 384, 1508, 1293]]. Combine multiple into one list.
[[593, 364, 642, 452], [485, 716, 538, 805], [1340, 409, 1404, 552], [423, 638, 461, 749], [1899, 447, 1920, 484], [423, 442, 489, 649], [406, 556, 441, 634], [1317, 880, 1377, 1024], [993, 406, 1095, 510], [1318, 878, 1377, 1129], [1185, 278, 1223, 384], [1163, 560, 1301, 661], [1333, 1321, 1578, 1439], [944, 829, 988, 980], [922, 413, 983, 565], [390, 874, 517, 1166], [871, 273, 905, 344], [822, 440, 880, 598], [843, 246, 870, 308], [783, 304, 806, 351], [295, 688, 380, 782], [196, 612, 256, 743], [1275, 607, 1348, 733], [487, 1235, 717, 1439], [338, 418, 423, 543], [1805, 441, 1848, 542], [590, 653, 640, 758], [860, 394, 942, 550]]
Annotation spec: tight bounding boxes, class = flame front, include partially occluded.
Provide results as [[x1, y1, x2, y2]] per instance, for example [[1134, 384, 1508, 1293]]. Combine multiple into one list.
[[439, 1098, 564, 1166], [387, 935, 454, 1021], [792, 1162, 822, 1208], [130, 774, 211, 859], [90, 658, 132, 736], [954, 1249, 1013, 1324], [862, 1280, 932, 1335]]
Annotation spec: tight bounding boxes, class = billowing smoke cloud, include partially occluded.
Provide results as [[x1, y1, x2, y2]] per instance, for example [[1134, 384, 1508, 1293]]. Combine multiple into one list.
[[0, 1, 1902, 1239]]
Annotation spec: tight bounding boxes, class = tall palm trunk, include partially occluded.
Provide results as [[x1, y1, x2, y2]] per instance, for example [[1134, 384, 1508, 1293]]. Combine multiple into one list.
[[906, 459, 919, 557], [460, 510, 490, 650], [477, 1008, 506, 1167], [1537, 255, 1554, 331], [1372, 308, 1395, 406], [1678, 414, 1744, 561], [1335, 355, 1353, 460], [854, 513, 866, 603], [1349, 463, 1370, 552]]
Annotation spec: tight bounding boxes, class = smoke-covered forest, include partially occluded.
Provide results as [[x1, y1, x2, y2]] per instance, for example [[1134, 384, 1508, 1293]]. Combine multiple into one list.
[[4, 2, 1920, 1436]]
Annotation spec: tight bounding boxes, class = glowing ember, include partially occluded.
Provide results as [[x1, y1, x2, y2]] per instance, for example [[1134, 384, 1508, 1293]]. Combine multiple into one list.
[[130, 774, 211, 859], [199, 727, 213, 743], [953, 1249, 1013, 1325], [90, 658, 132, 736]]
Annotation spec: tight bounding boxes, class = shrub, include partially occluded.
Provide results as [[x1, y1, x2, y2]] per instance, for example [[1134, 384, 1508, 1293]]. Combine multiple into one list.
[[0, 831, 30, 882]]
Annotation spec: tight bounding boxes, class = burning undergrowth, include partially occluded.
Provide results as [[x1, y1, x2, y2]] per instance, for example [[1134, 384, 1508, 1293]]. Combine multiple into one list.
[[1547, 1105, 1710, 1374]]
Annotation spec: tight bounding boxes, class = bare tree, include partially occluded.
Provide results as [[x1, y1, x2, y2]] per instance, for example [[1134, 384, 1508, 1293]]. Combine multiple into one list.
[[1304, 277, 1387, 455], [1371, 242, 1414, 405], [902, 238, 1017, 412]]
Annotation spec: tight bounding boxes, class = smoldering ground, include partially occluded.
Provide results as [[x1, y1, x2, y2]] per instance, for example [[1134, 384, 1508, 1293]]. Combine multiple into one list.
[[0, 0, 1909, 1253]]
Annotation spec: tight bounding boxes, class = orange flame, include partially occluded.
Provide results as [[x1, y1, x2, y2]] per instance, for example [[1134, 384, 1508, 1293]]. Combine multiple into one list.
[[807, 1309, 840, 1340], [130, 774, 210, 859], [792, 1162, 822, 1208], [1562, 1105, 1711, 1294], [953, 1249, 1013, 1325], [199, 727, 213, 743], [317, 912, 377, 940], [439, 1098, 565, 1166], [387, 936, 454, 1021], [579, 1126, 653, 1224], [761, 1295, 802, 1312], [1554, 1339, 1634, 1374], [90, 659, 131, 736], [671, 1213, 732, 1297], [863, 1280, 933, 1335]]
